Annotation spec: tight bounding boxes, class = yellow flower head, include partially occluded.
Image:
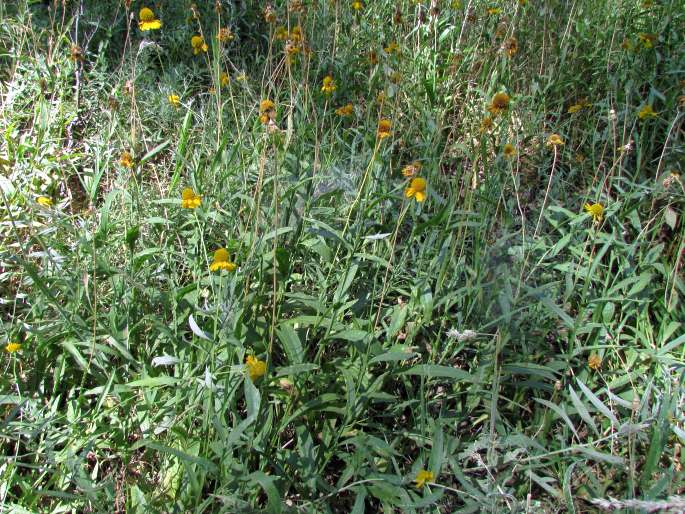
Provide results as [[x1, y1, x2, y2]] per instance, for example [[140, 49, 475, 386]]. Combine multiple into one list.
[[546, 134, 564, 147], [405, 177, 427, 202], [139, 7, 162, 31], [289, 26, 303, 43], [209, 248, 237, 272], [321, 75, 337, 94], [352, 1, 363, 10], [335, 103, 354, 116], [246, 355, 267, 381], [588, 353, 602, 370], [487, 7, 502, 15], [584, 202, 604, 223], [37, 196, 53, 207], [377, 119, 392, 139], [168, 94, 180, 107], [260, 99, 275, 115], [638, 104, 657, 119], [402, 161, 422, 177], [274, 26, 289, 40], [503, 143, 516, 159], [638, 33, 656, 48], [181, 187, 202, 209], [480, 116, 494, 133], [488, 92, 510, 115], [191, 35, 208, 54], [220, 72, 230, 87], [414, 469, 434, 489], [120, 151, 134, 169], [504, 37, 518, 57], [384, 42, 400, 54], [217, 27, 234, 43], [4, 342, 21, 353]]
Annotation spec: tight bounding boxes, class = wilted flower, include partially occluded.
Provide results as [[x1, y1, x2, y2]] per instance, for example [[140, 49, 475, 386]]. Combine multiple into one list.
[[191, 35, 208, 54], [181, 187, 202, 209], [402, 161, 422, 177], [446, 329, 477, 341], [637, 33, 656, 49], [220, 73, 230, 87], [588, 353, 602, 370], [488, 92, 510, 115], [546, 134, 564, 147], [138, 7, 162, 31], [263, 5, 277, 23], [246, 355, 267, 381], [209, 248, 237, 272], [274, 26, 288, 40], [480, 116, 494, 133], [335, 103, 354, 116], [377, 119, 392, 139], [504, 37, 518, 57], [584, 202, 604, 222], [405, 177, 427, 202], [217, 27, 234, 43], [384, 42, 400, 54], [414, 469, 434, 488], [503, 143, 516, 159]]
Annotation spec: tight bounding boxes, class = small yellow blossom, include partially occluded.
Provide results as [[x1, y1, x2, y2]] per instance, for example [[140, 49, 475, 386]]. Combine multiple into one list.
[[352, 0, 363, 10], [217, 27, 234, 43], [274, 26, 288, 40], [451, 0, 462, 7], [405, 177, 427, 202], [289, 26, 303, 43], [546, 134, 564, 147], [191, 35, 208, 55], [384, 42, 400, 54], [181, 187, 202, 209], [246, 355, 267, 381], [209, 248, 237, 272], [638, 33, 656, 49], [402, 161, 422, 177], [335, 103, 354, 116], [584, 202, 604, 223], [487, 7, 502, 15], [488, 92, 510, 115], [220, 73, 230, 87], [480, 116, 494, 133], [260, 99, 275, 114], [37, 196, 53, 207], [321, 75, 336, 94], [120, 151, 134, 169], [503, 144, 516, 159], [377, 119, 392, 139], [138, 7, 162, 31], [168, 94, 180, 107], [588, 353, 602, 370], [638, 104, 657, 119], [414, 469, 434, 489]]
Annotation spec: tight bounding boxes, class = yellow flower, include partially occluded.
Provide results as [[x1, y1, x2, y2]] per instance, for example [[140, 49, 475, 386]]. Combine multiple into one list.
[[376, 91, 386, 104], [168, 94, 180, 107], [260, 99, 275, 114], [451, 0, 462, 7], [414, 469, 434, 488], [588, 353, 602, 370], [220, 72, 230, 87], [209, 248, 237, 272], [584, 202, 604, 223], [638, 104, 657, 119], [384, 42, 400, 54], [352, 0, 363, 10], [274, 26, 289, 40], [504, 37, 518, 57], [120, 151, 134, 169], [246, 355, 267, 381], [138, 7, 162, 31], [181, 187, 202, 209], [236, 73, 247, 81], [479, 116, 493, 133], [487, 7, 502, 15], [321, 75, 336, 94], [191, 35, 208, 55], [405, 177, 427, 202], [289, 26, 303, 43], [546, 134, 564, 147], [621, 38, 634, 51], [335, 103, 354, 116], [503, 143, 516, 159], [638, 33, 656, 48], [488, 92, 510, 115], [377, 119, 392, 139], [402, 161, 422, 177], [217, 27, 234, 43], [4, 342, 21, 353], [37, 196, 53, 207]]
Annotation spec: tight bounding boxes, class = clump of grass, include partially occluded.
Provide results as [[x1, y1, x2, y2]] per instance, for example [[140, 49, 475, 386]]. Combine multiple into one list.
[[1, 0, 684, 512]]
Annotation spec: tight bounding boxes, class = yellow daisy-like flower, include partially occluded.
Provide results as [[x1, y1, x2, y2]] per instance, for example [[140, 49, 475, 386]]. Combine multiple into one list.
[[638, 104, 657, 119], [37, 196, 53, 207], [546, 134, 564, 147], [384, 42, 400, 54], [402, 161, 422, 177], [488, 92, 510, 115], [289, 26, 303, 43], [217, 27, 234, 43], [584, 202, 604, 222], [246, 355, 267, 381], [138, 7, 162, 31], [414, 469, 434, 489], [588, 353, 602, 370], [405, 177, 427, 202], [503, 143, 516, 159], [321, 75, 336, 94], [377, 119, 392, 139], [487, 7, 502, 15], [220, 72, 230, 88], [191, 35, 208, 55], [209, 248, 237, 272], [274, 26, 288, 41], [260, 99, 275, 113], [120, 151, 134, 169], [480, 116, 494, 133], [4, 342, 22, 353], [335, 103, 354, 116], [181, 187, 202, 209], [638, 33, 656, 49], [168, 94, 180, 107], [352, 0, 363, 10]]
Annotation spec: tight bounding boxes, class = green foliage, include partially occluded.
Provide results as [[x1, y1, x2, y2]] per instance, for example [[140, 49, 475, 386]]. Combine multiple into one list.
[[1, 0, 684, 512]]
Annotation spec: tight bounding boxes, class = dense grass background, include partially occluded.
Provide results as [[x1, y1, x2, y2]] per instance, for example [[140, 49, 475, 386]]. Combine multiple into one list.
[[1, 0, 684, 512]]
